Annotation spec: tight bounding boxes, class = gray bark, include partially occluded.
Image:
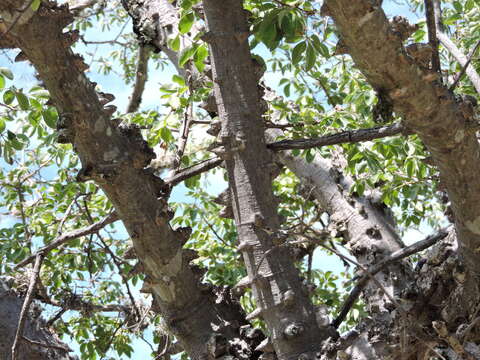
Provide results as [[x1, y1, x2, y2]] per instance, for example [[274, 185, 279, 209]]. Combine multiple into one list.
[[0, 2, 250, 358], [202, 1, 332, 358], [0, 279, 76, 360], [324, 0, 480, 275]]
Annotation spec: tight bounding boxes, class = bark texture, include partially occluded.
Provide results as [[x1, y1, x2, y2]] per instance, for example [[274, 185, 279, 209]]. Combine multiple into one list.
[[202, 1, 332, 358], [324, 0, 480, 276], [0, 279, 76, 360], [0, 2, 250, 358]]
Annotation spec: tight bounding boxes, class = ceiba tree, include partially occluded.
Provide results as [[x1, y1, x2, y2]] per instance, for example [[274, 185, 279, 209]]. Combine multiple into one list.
[[0, 0, 479, 359]]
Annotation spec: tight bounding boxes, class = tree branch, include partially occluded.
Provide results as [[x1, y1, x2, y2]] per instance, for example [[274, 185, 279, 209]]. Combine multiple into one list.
[[424, 0, 441, 75], [325, 0, 480, 275], [267, 122, 407, 151], [164, 157, 223, 186], [450, 39, 480, 92], [433, 0, 480, 93], [11, 254, 43, 360], [126, 45, 150, 113], [14, 212, 118, 269], [332, 228, 450, 328]]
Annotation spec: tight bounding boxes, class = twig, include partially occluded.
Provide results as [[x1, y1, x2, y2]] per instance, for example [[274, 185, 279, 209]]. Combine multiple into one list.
[[56, 196, 80, 237], [21, 336, 71, 353], [14, 212, 118, 269], [45, 307, 68, 327], [450, 39, 480, 92], [126, 45, 150, 113], [171, 90, 194, 175], [11, 253, 44, 360], [267, 122, 408, 151], [200, 213, 231, 248], [100, 318, 127, 360], [15, 184, 32, 246], [164, 157, 223, 187], [82, 201, 140, 319], [293, 232, 407, 321], [332, 228, 450, 328], [424, 0, 441, 75], [434, 0, 480, 93]]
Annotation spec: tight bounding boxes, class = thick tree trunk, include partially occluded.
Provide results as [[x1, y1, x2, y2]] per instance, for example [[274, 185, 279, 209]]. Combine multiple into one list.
[[202, 1, 332, 358], [324, 0, 480, 276]]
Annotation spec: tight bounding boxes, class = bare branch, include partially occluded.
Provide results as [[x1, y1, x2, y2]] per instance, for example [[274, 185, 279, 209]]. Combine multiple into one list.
[[424, 0, 441, 75], [14, 212, 118, 269], [164, 157, 223, 187], [126, 45, 150, 113], [450, 39, 480, 92], [332, 228, 450, 328], [434, 0, 480, 93], [21, 336, 72, 353], [267, 122, 407, 151], [11, 254, 43, 360]]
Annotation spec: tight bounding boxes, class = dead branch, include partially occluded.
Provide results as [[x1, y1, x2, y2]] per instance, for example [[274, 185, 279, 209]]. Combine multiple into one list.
[[267, 122, 408, 151], [332, 228, 450, 328], [164, 157, 223, 187]]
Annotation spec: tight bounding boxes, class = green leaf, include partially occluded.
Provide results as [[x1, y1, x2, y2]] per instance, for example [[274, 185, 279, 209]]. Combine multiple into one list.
[[42, 108, 58, 129], [0, 75, 5, 89], [453, 1, 463, 13], [193, 44, 208, 72], [0, 67, 13, 80], [31, 0, 41, 11], [3, 90, 15, 105], [292, 41, 306, 65], [179, 45, 197, 67], [0, 117, 5, 133], [172, 74, 186, 86], [16, 91, 30, 110], [160, 126, 173, 143], [179, 12, 195, 34], [304, 43, 316, 71], [310, 34, 329, 58], [7, 131, 23, 150], [168, 36, 181, 52]]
